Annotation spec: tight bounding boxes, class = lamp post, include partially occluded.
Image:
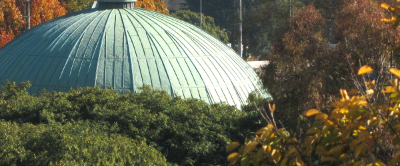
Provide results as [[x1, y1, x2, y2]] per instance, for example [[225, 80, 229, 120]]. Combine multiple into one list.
[[23, 0, 31, 31], [200, 0, 202, 28]]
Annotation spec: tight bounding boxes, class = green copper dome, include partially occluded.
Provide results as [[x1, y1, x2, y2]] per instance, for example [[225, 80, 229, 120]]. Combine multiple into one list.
[[0, 4, 269, 106]]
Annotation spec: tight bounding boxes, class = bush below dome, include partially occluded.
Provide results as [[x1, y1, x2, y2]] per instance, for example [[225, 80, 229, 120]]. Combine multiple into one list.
[[0, 81, 263, 165]]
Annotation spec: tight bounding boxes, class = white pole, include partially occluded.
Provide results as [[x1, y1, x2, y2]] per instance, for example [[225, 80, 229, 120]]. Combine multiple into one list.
[[200, 0, 202, 28], [239, 0, 242, 57]]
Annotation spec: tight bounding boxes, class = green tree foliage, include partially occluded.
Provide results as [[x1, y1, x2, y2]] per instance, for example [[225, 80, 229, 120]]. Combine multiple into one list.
[[0, 81, 262, 165], [170, 9, 229, 43], [243, 0, 303, 58], [184, 0, 233, 33], [0, 121, 167, 165]]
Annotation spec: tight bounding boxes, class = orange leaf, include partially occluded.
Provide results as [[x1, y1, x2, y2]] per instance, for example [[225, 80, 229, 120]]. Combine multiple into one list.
[[382, 86, 397, 93], [304, 109, 320, 117], [390, 68, 400, 78], [358, 65, 373, 75], [381, 3, 390, 10]]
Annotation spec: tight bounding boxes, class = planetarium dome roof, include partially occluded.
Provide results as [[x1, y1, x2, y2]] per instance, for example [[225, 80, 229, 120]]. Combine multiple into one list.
[[0, 0, 270, 106]]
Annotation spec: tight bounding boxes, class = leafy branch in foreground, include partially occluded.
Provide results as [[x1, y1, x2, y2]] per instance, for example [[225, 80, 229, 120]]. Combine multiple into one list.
[[227, 66, 400, 166]]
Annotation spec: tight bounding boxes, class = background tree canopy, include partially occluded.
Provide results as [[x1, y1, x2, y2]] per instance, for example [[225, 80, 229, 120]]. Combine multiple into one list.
[[0, 81, 262, 165], [170, 9, 229, 43], [262, 0, 400, 130]]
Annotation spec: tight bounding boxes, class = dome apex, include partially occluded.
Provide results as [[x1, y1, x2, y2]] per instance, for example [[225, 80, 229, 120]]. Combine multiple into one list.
[[97, 0, 137, 9], [97, 0, 136, 2]]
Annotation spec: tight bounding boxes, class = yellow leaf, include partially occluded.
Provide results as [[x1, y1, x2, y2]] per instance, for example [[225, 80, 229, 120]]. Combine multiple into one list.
[[355, 143, 366, 158], [358, 65, 374, 75], [340, 89, 350, 100], [256, 126, 272, 135], [367, 117, 378, 126], [243, 141, 258, 155], [374, 160, 387, 166], [227, 152, 240, 165], [339, 108, 349, 114], [280, 157, 289, 166], [390, 7, 398, 12], [315, 113, 328, 122], [263, 145, 272, 157], [287, 145, 296, 156], [358, 126, 367, 130], [382, 86, 397, 93], [365, 80, 376, 87], [348, 89, 360, 95], [390, 68, 400, 78], [381, 3, 390, 10], [381, 18, 392, 22], [321, 156, 337, 162], [304, 109, 320, 117], [366, 89, 374, 95], [271, 149, 281, 163], [226, 142, 241, 152], [391, 78, 399, 87], [324, 120, 336, 127], [339, 153, 350, 160], [306, 127, 319, 135], [287, 137, 298, 143], [295, 158, 305, 166], [357, 100, 368, 105], [269, 103, 276, 113], [328, 145, 343, 155]]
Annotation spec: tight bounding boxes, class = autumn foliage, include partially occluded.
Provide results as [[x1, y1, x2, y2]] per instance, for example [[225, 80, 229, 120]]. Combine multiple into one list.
[[229, 66, 400, 165], [136, 0, 168, 14], [30, 0, 66, 27], [0, 0, 66, 48], [262, 0, 400, 131], [0, 0, 24, 48]]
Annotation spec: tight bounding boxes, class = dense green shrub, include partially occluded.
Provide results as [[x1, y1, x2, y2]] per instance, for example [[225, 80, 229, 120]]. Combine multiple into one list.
[[0, 81, 262, 165], [0, 121, 167, 165]]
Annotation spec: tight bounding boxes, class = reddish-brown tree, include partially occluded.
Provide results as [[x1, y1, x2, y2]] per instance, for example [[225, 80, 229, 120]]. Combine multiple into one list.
[[136, 0, 169, 14], [263, 5, 338, 130], [0, 0, 66, 48], [262, 0, 399, 130], [0, 0, 24, 48], [30, 0, 66, 27]]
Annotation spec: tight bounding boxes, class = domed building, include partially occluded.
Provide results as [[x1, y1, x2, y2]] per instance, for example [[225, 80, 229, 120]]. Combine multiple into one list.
[[0, 0, 270, 106]]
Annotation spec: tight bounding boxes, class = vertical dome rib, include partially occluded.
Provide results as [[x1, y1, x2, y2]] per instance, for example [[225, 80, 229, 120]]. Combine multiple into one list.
[[57, 10, 106, 91], [134, 9, 243, 104], [133, 10, 197, 98]]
